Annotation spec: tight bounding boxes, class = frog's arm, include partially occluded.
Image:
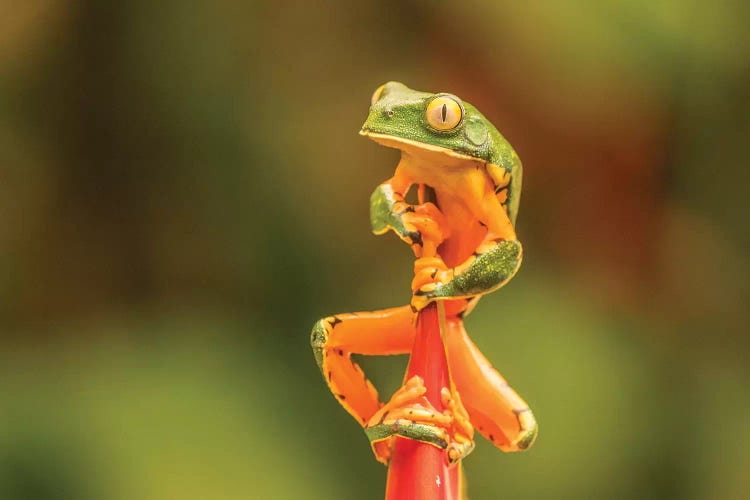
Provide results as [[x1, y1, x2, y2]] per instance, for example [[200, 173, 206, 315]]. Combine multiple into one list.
[[370, 170, 445, 252], [370, 177, 413, 240], [445, 317, 537, 451], [413, 188, 522, 306], [310, 306, 417, 426]]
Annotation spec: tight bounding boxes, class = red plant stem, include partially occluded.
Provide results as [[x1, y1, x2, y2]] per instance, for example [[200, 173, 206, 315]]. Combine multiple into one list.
[[385, 303, 461, 500]]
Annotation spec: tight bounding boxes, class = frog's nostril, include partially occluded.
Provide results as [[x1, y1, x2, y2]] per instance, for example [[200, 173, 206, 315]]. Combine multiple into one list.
[[384, 108, 394, 118]]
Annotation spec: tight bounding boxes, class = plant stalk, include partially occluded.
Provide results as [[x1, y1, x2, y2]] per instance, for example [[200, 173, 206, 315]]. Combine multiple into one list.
[[385, 302, 461, 500]]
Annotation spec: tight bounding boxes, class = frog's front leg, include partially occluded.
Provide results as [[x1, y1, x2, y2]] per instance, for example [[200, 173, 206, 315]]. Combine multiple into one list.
[[370, 177, 448, 257], [311, 306, 417, 427], [364, 376, 475, 465]]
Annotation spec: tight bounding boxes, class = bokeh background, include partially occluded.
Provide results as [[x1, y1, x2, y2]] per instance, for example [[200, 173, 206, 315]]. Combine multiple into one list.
[[1, 1, 749, 499]]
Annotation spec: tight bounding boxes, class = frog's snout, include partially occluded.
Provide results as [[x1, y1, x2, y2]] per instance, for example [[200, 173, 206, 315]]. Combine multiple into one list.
[[361, 105, 394, 136], [369, 104, 395, 119]]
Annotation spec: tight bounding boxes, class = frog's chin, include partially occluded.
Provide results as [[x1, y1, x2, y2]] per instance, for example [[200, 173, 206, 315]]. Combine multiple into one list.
[[359, 130, 480, 164]]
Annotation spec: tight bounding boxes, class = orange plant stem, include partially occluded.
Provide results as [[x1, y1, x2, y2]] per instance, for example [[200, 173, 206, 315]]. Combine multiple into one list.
[[385, 303, 461, 500]]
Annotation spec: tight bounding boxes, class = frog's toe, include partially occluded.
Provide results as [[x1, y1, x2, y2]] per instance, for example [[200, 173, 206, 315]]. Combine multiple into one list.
[[513, 410, 538, 450]]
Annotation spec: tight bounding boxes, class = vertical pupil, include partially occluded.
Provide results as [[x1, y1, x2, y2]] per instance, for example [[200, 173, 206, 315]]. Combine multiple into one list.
[[441, 103, 447, 122]]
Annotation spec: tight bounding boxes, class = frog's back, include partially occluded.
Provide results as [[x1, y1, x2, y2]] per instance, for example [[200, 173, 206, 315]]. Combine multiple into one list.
[[484, 124, 523, 227]]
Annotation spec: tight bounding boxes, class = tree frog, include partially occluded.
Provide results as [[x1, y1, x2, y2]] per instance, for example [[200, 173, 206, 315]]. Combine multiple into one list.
[[311, 82, 537, 465]]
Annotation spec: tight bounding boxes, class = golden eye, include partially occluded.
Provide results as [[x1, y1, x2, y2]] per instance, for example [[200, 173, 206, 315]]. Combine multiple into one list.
[[371, 84, 386, 105], [426, 96, 462, 130]]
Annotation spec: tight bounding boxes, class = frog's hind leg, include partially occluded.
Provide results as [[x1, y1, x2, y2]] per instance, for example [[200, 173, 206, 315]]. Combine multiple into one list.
[[444, 318, 537, 451], [311, 305, 416, 426], [411, 190, 522, 309]]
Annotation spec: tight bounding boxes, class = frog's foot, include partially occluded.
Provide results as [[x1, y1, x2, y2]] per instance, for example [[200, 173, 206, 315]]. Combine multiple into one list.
[[441, 387, 475, 463], [401, 203, 448, 257], [364, 376, 475, 465], [365, 376, 449, 464], [410, 257, 454, 311]]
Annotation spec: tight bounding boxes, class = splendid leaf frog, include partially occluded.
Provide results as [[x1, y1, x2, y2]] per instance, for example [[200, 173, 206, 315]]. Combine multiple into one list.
[[311, 82, 537, 466]]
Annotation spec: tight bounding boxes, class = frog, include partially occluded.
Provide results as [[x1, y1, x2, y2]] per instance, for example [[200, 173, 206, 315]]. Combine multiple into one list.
[[311, 82, 537, 466]]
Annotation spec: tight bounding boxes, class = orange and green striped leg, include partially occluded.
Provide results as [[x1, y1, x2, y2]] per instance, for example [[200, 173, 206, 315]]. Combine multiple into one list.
[[411, 238, 522, 310], [311, 305, 472, 465], [444, 317, 538, 452], [311, 306, 417, 428], [364, 374, 475, 465], [411, 191, 522, 310]]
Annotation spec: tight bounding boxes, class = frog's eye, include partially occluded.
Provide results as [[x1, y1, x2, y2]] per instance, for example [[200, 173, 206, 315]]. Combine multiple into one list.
[[371, 84, 386, 105], [426, 96, 463, 131]]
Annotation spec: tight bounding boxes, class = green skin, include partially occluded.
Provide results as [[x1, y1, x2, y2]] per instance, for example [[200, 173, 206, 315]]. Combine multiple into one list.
[[364, 81, 523, 304]]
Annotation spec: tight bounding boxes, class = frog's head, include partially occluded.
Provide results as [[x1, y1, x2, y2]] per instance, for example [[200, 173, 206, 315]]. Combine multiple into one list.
[[360, 81, 498, 163], [361, 81, 523, 225]]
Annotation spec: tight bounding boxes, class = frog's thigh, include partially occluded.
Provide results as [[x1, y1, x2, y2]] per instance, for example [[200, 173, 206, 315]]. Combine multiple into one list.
[[445, 318, 537, 451], [311, 306, 416, 425], [481, 191, 516, 241]]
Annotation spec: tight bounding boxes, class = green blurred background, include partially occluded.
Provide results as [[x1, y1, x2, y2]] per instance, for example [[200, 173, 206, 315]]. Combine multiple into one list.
[[1, 1, 749, 499]]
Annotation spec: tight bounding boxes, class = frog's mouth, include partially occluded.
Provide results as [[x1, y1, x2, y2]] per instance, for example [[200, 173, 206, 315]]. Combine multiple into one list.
[[359, 129, 481, 164]]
